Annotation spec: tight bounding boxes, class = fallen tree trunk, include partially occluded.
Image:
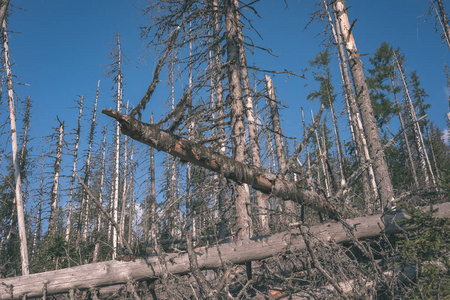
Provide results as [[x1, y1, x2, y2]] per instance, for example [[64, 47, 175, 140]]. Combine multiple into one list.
[[102, 109, 339, 218], [1, 202, 449, 299]]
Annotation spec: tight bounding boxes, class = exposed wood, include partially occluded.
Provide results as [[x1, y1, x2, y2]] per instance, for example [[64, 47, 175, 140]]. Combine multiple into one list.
[[2, 19, 28, 275], [101, 109, 339, 219], [1, 202, 449, 299], [333, 0, 394, 210], [224, 0, 252, 240]]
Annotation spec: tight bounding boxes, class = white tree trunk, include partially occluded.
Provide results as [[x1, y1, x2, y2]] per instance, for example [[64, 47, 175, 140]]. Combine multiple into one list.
[[3, 19, 29, 275], [65, 96, 84, 242], [112, 34, 123, 259], [48, 121, 64, 237], [2, 201, 449, 299]]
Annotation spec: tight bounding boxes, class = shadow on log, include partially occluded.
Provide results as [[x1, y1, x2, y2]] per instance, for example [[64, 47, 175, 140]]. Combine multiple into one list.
[[1, 202, 449, 299]]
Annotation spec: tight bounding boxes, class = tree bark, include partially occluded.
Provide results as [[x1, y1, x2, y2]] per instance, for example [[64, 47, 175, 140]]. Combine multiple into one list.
[[2, 201, 449, 299], [224, 0, 252, 239], [0, 0, 9, 29], [112, 33, 123, 259], [326, 1, 378, 211], [65, 96, 84, 242], [333, 0, 395, 210], [266, 75, 295, 221], [48, 120, 64, 238], [93, 125, 107, 263], [102, 109, 339, 218], [3, 19, 29, 275], [434, 0, 450, 48]]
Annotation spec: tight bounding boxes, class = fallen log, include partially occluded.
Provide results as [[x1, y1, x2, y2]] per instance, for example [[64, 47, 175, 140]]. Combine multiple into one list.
[[102, 109, 340, 218], [1, 202, 449, 299]]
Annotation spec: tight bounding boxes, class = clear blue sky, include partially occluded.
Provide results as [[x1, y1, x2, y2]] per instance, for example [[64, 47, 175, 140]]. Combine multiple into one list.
[[7, 0, 449, 140], [4, 0, 449, 209]]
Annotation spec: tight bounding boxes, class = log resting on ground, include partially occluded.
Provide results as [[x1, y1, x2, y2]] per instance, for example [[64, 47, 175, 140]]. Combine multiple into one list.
[[1, 202, 449, 299], [102, 109, 339, 218]]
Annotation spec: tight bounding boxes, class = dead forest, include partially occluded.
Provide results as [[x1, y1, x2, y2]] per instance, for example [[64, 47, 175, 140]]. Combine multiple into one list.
[[0, 0, 450, 299]]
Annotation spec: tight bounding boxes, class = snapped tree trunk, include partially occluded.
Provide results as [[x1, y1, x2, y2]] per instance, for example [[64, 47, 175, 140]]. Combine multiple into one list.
[[326, 1, 378, 211], [48, 121, 64, 238], [2, 19, 29, 275], [65, 96, 83, 242], [333, 0, 395, 210], [102, 109, 339, 218], [224, 0, 252, 239], [2, 201, 449, 299]]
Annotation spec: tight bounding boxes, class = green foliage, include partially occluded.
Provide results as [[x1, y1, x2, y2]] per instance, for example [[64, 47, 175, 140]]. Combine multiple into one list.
[[307, 50, 336, 108], [398, 204, 450, 299], [367, 42, 400, 128]]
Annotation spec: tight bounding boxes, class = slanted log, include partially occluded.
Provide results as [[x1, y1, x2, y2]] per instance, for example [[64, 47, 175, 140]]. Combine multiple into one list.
[[1, 202, 449, 299], [102, 109, 339, 218]]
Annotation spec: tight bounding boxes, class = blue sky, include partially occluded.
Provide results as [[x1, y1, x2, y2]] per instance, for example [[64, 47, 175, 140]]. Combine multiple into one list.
[[7, 0, 449, 139], [3, 0, 449, 210]]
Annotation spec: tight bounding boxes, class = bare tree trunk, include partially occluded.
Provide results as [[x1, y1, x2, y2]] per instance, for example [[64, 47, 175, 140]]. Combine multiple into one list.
[[2, 18, 29, 276], [329, 101, 346, 189], [127, 140, 135, 245], [93, 125, 107, 263], [148, 112, 157, 248], [312, 110, 331, 198], [48, 121, 64, 237], [333, 0, 395, 210], [119, 103, 130, 248], [391, 77, 419, 188], [434, 0, 450, 48], [211, 0, 228, 239], [326, 1, 377, 211], [224, 0, 252, 239], [81, 82, 100, 242], [102, 109, 339, 218], [425, 124, 440, 179], [32, 155, 45, 257], [112, 34, 123, 259], [65, 96, 84, 242], [234, 1, 268, 234], [0, 0, 9, 29], [394, 54, 435, 186], [266, 75, 295, 222], [3, 201, 449, 299]]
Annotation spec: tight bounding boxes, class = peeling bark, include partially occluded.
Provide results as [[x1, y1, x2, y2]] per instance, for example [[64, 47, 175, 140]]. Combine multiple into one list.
[[102, 109, 339, 218], [2, 201, 449, 299]]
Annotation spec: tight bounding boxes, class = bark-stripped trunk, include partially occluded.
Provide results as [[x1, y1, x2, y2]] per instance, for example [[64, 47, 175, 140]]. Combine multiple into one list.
[[266, 75, 295, 222], [81, 82, 100, 242], [119, 103, 129, 248], [3, 201, 449, 299], [112, 34, 123, 259], [93, 125, 107, 262], [211, 0, 228, 239], [127, 140, 135, 245], [48, 121, 64, 237], [224, 0, 252, 239], [425, 124, 440, 179], [32, 155, 45, 256], [102, 109, 339, 218], [2, 19, 29, 275], [333, 0, 394, 210], [434, 0, 450, 48], [65, 97, 84, 242], [394, 54, 435, 186], [326, 1, 377, 211], [329, 101, 346, 189], [312, 110, 331, 198], [234, 1, 268, 234], [391, 77, 419, 188], [0, 0, 9, 28], [148, 113, 157, 247]]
